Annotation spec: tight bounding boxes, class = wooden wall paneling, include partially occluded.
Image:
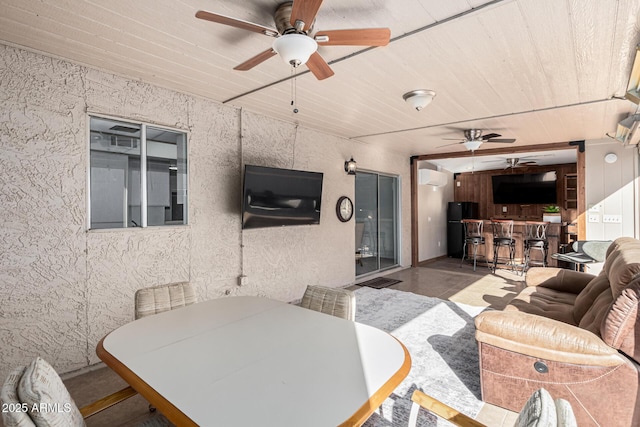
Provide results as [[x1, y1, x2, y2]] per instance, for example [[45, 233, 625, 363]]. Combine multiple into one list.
[[453, 163, 577, 222]]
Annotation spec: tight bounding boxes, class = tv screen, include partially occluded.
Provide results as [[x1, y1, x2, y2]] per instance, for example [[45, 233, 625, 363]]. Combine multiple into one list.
[[242, 165, 323, 229], [491, 172, 557, 204]]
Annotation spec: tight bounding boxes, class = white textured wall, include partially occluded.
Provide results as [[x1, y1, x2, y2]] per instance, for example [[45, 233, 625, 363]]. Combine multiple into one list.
[[0, 44, 411, 378]]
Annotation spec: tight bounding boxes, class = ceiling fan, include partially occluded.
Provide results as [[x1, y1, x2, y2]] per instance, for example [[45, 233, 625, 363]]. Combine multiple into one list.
[[440, 129, 516, 151], [481, 154, 553, 169], [195, 0, 391, 80]]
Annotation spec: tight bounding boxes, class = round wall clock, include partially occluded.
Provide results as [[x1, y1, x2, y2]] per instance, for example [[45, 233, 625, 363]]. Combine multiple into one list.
[[336, 196, 354, 222]]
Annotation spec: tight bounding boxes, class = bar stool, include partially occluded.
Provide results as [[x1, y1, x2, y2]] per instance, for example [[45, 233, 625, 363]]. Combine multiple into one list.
[[460, 219, 488, 271], [523, 221, 550, 273], [491, 219, 516, 273]]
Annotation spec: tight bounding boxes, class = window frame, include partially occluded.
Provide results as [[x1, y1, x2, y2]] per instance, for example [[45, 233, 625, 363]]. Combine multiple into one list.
[[86, 114, 189, 231]]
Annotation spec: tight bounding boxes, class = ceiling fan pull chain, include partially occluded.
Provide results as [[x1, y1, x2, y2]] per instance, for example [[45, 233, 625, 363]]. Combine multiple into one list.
[[291, 66, 299, 113]]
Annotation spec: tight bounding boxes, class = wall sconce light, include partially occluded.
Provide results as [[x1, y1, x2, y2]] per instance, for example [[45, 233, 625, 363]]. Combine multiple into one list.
[[604, 153, 618, 164], [344, 157, 357, 175], [402, 89, 436, 111]]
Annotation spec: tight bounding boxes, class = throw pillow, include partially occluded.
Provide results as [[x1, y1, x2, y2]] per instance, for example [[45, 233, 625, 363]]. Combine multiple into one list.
[[0, 366, 35, 427], [17, 357, 85, 427], [555, 398, 578, 427], [514, 388, 558, 427]]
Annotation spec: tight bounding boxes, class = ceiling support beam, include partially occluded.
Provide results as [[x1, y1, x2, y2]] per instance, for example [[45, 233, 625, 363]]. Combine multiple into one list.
[[412, 141, 572, 162]]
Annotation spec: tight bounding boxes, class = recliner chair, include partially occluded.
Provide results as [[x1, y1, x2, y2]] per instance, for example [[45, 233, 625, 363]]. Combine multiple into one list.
[[474, 237, 640, 427]]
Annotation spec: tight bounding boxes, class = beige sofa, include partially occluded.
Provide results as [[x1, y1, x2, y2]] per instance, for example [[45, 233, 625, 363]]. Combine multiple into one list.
[[475, 237, 640, 427]]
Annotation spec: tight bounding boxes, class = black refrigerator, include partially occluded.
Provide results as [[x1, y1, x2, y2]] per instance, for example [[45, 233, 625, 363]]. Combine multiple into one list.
[[447, 202, 479, 258]]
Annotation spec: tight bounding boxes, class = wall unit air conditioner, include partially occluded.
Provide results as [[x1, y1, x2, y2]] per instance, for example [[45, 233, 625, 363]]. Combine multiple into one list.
[[418, 169, 447, 187], [110, 135, 139, 149]]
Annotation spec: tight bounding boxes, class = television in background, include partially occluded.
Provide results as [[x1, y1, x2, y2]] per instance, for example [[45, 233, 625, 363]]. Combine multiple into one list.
[[242, 165, 323, 229], [491, 171, 557, 205]]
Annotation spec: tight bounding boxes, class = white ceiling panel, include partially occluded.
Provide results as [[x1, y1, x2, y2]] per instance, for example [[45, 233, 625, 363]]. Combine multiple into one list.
[[1, 0, 639, 163]]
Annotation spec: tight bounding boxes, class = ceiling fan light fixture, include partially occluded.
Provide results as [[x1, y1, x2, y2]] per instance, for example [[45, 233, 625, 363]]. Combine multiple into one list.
[[272, 34, 318, 67], [402, 89, 436, 111], [463, 140, 483, 151]]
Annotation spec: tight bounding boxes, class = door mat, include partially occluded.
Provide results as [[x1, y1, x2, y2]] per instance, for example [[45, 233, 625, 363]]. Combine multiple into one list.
[[357, 277, 402, 289]]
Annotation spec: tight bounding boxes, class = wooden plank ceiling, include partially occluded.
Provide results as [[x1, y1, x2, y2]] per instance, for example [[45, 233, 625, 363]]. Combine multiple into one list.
[[1, 0, 639, 165]]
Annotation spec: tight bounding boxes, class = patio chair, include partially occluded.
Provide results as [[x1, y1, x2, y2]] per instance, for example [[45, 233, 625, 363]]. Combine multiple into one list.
[[1, 357, 171, 426], [408, 387, 576, 427], [134, 282, 197, 320], [300, 285, 356, 321]]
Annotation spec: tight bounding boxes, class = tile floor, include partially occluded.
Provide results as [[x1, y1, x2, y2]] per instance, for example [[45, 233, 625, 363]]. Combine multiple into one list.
[[3, 257, 527, 427], [352, 257, 526, 427]]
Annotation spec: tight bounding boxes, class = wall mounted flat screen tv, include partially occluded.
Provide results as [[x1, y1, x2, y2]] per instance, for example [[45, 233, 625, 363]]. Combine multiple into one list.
[[242, 165, 323, 229], [491, 172, 557, 204]]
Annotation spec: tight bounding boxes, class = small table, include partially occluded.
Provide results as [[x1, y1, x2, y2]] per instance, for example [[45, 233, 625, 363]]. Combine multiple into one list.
[[97, 296, 411, 426]]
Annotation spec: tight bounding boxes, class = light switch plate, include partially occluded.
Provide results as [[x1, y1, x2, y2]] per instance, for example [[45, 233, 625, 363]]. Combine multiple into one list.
[[588, 215, 600, 223], [603, 215, 622, 223]]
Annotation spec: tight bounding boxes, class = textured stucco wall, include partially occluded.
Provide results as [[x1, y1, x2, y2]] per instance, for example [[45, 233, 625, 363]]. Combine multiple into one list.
[[0, 44, 411, 379]]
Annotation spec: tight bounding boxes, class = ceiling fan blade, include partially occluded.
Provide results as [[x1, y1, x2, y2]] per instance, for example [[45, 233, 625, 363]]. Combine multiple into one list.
[[290, 0, 323, 31], [481, 133, 502, 140], [306, 52, 334, 80], [441, 138, 464, 141], [487, 138, 516, 143], [315, 28, 391, 46], [436, 142, 463, 148], [195, 10, 279, 37], [234, 49, 277, 71]]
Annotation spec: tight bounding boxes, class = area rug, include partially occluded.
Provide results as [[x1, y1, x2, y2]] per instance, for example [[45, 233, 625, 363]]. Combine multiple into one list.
[[357, 277, 403, 289], [354, 287, 487, 427]]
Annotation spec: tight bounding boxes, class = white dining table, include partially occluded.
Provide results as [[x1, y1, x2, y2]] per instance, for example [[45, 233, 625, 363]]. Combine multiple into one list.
[[97, 296, 411, 426]]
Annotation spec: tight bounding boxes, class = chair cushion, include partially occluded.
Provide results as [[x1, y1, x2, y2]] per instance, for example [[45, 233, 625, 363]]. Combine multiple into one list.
[[514, 388, 557, 427], [135, 282, 197, 319], [17, 357, 85, 427], [1, 366, 35, 427], [300, 285, 356, 321]]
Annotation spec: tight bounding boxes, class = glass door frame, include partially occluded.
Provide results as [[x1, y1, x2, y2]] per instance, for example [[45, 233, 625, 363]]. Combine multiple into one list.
[[355, 169, 401, 277]]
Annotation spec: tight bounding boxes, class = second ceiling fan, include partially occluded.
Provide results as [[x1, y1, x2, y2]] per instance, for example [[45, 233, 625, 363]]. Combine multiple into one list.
[[441, 129, 516, 151], [196, 0, 391, 80]]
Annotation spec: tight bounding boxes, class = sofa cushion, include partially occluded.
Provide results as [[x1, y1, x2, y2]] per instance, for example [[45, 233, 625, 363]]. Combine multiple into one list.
[[573, 274, 612, 334], [574, 237, 640, 360], [604, 237, 640, 297], [17, 357, 85, 427], [506, 286, 577, 325]]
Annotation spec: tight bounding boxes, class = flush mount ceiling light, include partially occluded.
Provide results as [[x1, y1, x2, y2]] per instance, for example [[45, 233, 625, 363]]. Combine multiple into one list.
[[402, 90, 436, 111], [272, 34, 318, 67], [604, 153, 618, 163]]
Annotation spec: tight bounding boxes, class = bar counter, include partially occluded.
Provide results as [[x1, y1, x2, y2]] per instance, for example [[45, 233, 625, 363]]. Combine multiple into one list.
[[468, 220, 563, 268]]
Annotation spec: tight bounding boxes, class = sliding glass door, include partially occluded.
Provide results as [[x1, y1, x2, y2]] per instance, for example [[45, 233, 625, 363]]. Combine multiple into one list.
[[355, 171, 399, 276]]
